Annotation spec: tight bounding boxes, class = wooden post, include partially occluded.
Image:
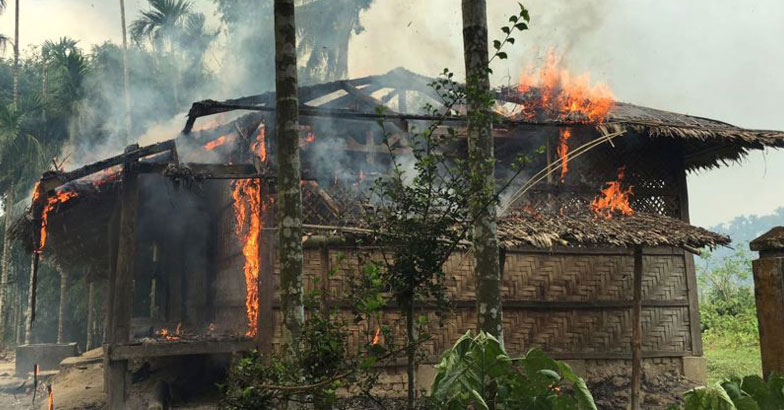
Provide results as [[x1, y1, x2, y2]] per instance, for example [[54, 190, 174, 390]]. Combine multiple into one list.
[[319, 246, 330, 309], [14, 285, 22, 345], [24, 253, 39, 344], [106, 153, 140, 409], [750, 227, 784, 379], [631, 247, 644, 410], [86, 281, 95, 351], [256, 179, 276, 353], [104, 202, 121, 345], [150, 243, 158, 320], [56, 267, 68, 344], [678, 162, 703, 357]]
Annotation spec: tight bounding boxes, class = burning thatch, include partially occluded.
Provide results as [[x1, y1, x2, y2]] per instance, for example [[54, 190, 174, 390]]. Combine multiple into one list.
[[498, 207, 730, 250]]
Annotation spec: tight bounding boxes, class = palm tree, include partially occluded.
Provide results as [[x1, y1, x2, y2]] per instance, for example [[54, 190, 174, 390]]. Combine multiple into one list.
[[0, 0, 8, 53], [12, 0, 19, 105], [42, 38, 90, 142], [274, 0, 305, 361], [0, 102, 44, 343], [130, 0, 193, 48], [130, 0, 194, 106], [462, 0, 503, 343], [297, 0, 375, 84]]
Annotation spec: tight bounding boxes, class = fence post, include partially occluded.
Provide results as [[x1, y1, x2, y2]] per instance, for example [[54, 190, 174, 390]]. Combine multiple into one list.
[[750, 227, 784, 380]]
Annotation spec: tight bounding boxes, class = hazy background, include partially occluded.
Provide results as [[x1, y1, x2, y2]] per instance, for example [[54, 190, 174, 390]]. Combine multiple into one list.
[[1, 0, 782, 230]]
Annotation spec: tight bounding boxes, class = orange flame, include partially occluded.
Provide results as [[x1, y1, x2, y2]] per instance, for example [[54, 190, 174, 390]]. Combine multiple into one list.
[[371, 328, 382, 345], [88, 168, 121, 189], [38, 189, 79, 252], [590, 167, 634, 219], [518, 50, 614, 123], [251, 124, 267, 163], [203, 135, 228, 151], [47, 386, 53, 410], [557, 129, 571, 182], [232, 178, 262, 337], [300, 131, 316, 148], [157, 322, 182, 341]]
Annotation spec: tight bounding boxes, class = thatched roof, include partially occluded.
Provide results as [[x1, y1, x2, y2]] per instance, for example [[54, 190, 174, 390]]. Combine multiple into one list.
[[597, 102, 784, 170], [185, 68, 784, 172], [498, 207, 729, 250]]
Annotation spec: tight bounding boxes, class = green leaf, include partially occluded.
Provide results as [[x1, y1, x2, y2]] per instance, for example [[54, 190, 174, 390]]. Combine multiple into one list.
[[502, 26, 511, 34], [497, 52, 508, 60], [515, 22, 529, 31], [507, 37, 515, 44], [520, 6, 531, 22], [469, 389, 491, 410], [493, 40, 502, 50], [574, 378, 599, 410], [509, 15, 519, 23]]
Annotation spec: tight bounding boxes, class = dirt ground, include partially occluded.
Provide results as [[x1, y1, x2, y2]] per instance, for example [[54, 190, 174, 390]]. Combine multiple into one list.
[[0, 349, 699, 410]]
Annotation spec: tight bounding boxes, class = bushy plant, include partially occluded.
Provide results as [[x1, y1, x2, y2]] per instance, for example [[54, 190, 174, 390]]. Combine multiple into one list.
[[428, 331, 597, 410], [699, 247, 759, 348], [675, 374, 784, 410]]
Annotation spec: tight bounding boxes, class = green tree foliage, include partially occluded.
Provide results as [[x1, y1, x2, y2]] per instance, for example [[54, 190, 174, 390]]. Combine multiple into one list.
[[429, 331, 597, 410], [698, 247, 758, 347], [221, 257, 386, 409]]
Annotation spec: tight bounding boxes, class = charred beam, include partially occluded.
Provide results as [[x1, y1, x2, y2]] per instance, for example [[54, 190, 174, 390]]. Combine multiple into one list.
[[47, 140, 176, 190]]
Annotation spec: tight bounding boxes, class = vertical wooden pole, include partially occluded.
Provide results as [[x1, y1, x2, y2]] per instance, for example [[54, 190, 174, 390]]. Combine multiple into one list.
[[150, 243, 158, 320], [257, 179, 276, 354], [86, 281, 95, 351], [545, 135, 554, 184], [14, 287, 21, 345], [106, 156, 140, 410], [104, 203, 121, 345], [56, 267, 68, 344], [678, 164, 703, 357], [319, 246, 330, 309], [24, 253, 39, 344], [631, 247, 644, 410]]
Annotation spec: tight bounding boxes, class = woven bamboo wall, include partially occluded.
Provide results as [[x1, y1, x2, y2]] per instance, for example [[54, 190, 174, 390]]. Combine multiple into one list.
[[212, 244, 699, 361]]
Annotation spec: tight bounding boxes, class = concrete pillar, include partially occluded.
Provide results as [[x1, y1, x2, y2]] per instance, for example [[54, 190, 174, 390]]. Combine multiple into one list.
[[750, 227, 784, 379]]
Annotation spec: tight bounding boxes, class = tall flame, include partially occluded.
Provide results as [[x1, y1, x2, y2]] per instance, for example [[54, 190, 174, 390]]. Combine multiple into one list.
[[557, 129, 572, 182], [232, 178, 264, 337], [371, 328, 382, 345], [517, 50, 614, 123], [590, 167, 634, 219], [251, 124, 267, 163], [38, 189, 79, 252], [47, 385, 53, 410]]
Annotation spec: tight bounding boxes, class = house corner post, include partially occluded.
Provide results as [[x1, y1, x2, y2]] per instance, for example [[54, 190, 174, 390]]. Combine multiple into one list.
[[750, 227, 784, 380]]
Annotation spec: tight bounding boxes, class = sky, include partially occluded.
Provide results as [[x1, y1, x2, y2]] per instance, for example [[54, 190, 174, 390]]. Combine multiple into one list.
[[1, 0, 782, 229]]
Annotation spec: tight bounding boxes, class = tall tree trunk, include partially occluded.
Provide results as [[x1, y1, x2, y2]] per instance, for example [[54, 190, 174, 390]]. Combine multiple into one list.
[[12, 0, 19, 106], [0, 185, 15, 342], [405, 298, 416, 410], [274, 0, 304, 356], [462, 0, 503, 342], [56, 268, 67, 344], [119, 0, 132, 141], [42, 60, 48, 121]]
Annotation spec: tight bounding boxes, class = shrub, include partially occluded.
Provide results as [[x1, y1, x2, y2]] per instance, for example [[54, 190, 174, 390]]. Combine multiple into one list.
[[429, 331, 597, 410], [676, 374, 784, 410]]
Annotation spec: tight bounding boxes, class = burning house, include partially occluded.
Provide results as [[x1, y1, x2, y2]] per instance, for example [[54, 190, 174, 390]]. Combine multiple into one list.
[[11, 67, 784, 405]]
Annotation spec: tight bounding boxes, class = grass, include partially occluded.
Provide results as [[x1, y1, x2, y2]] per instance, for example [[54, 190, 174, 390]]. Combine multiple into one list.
[[702, 333, 762, 385]]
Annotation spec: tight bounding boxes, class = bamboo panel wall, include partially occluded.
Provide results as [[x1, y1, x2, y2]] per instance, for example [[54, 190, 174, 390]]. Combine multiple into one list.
[[212, 244, 699, 361]]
